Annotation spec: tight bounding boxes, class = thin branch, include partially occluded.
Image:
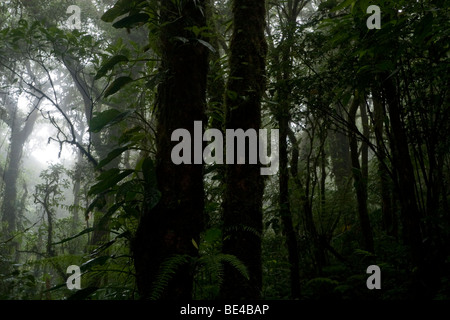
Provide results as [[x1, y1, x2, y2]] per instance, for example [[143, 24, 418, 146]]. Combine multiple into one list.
[[0, 59, 99, 168]]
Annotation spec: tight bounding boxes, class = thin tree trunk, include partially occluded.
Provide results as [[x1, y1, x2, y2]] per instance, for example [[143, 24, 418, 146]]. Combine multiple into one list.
[[71, 149, 83, 231], [383, 77, 423, 258], [360, 98, 369, 184], [383, 75, 430, 296], [274, 1, 302, 298], [372, 88, 397, 237], [348, 95, 374, 253], [287, 127, 325, 273], [279, 110, 301, 299]]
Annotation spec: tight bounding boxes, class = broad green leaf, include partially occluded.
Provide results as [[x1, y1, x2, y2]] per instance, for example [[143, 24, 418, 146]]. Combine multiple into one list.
[[112, 13, 149, 29], [89, 109, 120, 132], [104, 76, 134, 97], [197, 39, 216, 53], [95, 55, 129, 80], [97, 146, 129, 169], [101, 0, 130, 22], [88, 169, 134, 196], [97, 201, 124, 227], [89, 108, 132, 132], [101, 7, 124, 23], [85, 194, 107, 217], [81, 256, 111, 272], [116, 180, 139, 202], [90, 240, 117, 256], [118, 126, 143, 145], [52, 227, 94, 245], [96, 167, 120, 182]]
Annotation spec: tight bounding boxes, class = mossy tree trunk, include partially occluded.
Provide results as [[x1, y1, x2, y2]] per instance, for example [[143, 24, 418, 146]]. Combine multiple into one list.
[[220, 0, 267, 300], [1, 97, 39, 239], [132, 0, 209, 300]]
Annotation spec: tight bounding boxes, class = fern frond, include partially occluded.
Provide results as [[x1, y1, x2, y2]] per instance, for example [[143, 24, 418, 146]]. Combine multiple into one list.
[[197, 254, 225, 286], [196, 253, 249, 287], [224, 224, 262, 238], [217, 254, 249, 281], [150, 254, 191, 300]]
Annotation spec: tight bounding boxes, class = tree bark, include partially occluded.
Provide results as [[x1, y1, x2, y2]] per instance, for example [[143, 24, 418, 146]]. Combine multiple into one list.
[[220, 0, 267, 300], [279, 110, 301, 299], [274, 0, 303, 299], [348, 95, 374, 253], [291, 121, 327, 273], [382, 75, 431, 296], [132, 0, 209, 300], [1, 99, 39, 238], [383, 77, 423, 257], [371, 88, 397, 237], [328, 104, 353, 217]]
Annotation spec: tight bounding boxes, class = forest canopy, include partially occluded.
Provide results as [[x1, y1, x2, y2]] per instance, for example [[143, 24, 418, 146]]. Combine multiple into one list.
[[0, 0, 449, 302]]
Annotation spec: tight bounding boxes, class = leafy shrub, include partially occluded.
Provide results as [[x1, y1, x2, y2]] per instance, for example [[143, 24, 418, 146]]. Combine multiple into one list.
[[303, 277, 340, 300]]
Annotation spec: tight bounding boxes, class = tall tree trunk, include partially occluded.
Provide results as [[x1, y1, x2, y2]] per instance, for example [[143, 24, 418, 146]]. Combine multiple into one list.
[[206, 0, 226, 128], [383, 77, 423, 257], [279, 107, 301, 299], [71, 149, 83, 231], [371, 88, 397, 237], [44, 197, 55, 258], [287, 127, 326, 273], [132, 0, 209, 300], [1, 101, 39, 238], [274, 0, 302, 299], [360, 98, 369, 185], [220, 0, 267, 300], [348, 95, 374, 253], [328, 105, 353, 224], [382, 76, 431, 295]]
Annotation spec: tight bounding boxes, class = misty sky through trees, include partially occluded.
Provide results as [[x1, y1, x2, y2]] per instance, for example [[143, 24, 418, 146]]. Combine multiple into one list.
[[0, 0, 449, 307]]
